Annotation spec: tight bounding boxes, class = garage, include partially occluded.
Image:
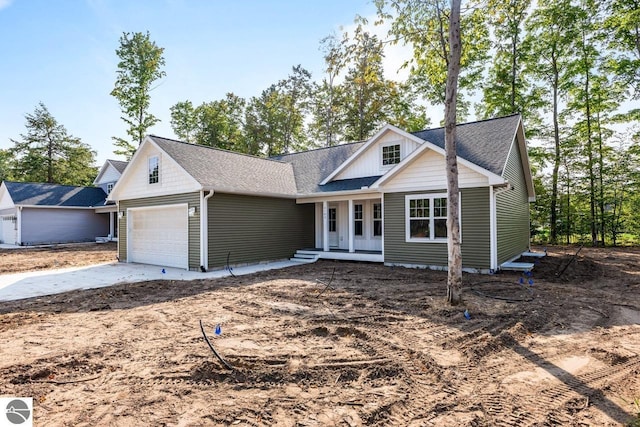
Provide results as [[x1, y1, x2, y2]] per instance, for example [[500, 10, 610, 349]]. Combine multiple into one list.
[[127, 204, 189, 269], [1, 215, 17, 245]]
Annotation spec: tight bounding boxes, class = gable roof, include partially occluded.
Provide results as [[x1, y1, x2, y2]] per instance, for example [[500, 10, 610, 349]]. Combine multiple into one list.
[[271, 142, 364, 194], [109, 159, 128, 174], [93, 159, 129, 185], [3, 181, 107, 207], [148, 136, 299, 197], [411, 114, 520, 176]]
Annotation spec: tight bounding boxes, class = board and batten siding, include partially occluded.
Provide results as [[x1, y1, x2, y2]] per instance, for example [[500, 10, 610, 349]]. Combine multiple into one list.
[[208, 193, 314, 268], [335, 131, 420, 181], [496, 140, 530, 264], [118, 192, 200, 270], [384, 187, 491, 270], [21, 208, 109, 245]]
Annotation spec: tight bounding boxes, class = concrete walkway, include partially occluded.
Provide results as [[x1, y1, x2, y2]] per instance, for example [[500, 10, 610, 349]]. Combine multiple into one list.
[[0, 260, 302, 302]]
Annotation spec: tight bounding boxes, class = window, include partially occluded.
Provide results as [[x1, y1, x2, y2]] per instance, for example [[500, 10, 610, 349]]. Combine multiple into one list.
[[406, 193, 453, 242], [382, 144, 401, 165], [107, 183, 114, 194], [354, 204, 363, 236], [373, 203, 382, 237], [329, 208, 337, 232], [148, 156, 159, 184]]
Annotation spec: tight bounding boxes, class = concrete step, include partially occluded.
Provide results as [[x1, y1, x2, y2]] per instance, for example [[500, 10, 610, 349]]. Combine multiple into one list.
[[290, 250, 319, 264]]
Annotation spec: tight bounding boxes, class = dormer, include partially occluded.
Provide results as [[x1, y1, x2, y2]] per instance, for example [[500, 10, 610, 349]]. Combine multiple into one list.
[[321, 124, 424, 184], [93, 159, 128, 195]]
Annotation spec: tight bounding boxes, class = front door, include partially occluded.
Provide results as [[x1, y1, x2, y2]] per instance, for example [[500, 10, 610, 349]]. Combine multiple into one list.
[[328, 207, 338, 248]]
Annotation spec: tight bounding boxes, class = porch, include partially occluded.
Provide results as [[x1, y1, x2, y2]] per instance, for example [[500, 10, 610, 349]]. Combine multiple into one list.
[[291, 248, 384, 263]]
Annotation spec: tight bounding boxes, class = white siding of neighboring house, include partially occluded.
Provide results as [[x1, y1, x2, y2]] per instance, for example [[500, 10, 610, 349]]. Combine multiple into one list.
[[112, 143, 200, 201], [20, 207, 109, 245], [97, 164, 122, 185], [0, 186, 14, 211], [380, 148, 489, 192], [335, 131, 421, 181]]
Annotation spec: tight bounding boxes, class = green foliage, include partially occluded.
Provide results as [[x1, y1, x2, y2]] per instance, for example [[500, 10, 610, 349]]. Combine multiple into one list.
[[0, 149, 14, 182], [9, 103, 97, 186], [111, 31, 166, 159]]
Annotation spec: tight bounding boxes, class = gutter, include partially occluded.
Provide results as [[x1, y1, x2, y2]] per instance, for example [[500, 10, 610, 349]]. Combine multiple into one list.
[[200, 189, 215, 271]]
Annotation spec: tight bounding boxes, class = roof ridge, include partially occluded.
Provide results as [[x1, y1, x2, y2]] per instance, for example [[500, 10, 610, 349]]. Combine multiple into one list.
[[412, 113, 521, 134], [148, 135, 289, 164]]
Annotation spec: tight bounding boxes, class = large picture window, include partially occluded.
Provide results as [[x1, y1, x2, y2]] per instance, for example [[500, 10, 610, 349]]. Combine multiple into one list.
[[382, 144, 401, 165], [148, 156, 159, 184], [405, 193, 456, 242]]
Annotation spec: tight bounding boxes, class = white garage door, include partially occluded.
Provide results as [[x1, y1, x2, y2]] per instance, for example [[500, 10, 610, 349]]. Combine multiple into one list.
[[128, 204, 189, 269]]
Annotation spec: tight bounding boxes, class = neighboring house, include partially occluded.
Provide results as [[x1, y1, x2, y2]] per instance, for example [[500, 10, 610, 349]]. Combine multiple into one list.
[[93, 159, 128, 240], [109, 114, 535, 273], [0, 182, 109, 245]]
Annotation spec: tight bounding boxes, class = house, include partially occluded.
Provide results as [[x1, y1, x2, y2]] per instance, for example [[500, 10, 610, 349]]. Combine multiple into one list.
[[93, 159, 128, 240], [109, 114, 535, 273], [0, 159, 128, 246], [0, 182, 110, 245]]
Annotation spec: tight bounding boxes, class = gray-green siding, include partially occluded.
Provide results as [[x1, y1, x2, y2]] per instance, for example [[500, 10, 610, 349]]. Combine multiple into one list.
[[496, 140, 530, 263], [118, 192, 201, 270], [208, 193, 314, 268], [384, 187, 491, 269]]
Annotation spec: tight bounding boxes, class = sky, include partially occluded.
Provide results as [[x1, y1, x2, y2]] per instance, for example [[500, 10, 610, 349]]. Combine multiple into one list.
[[0, 0, 413, 166]]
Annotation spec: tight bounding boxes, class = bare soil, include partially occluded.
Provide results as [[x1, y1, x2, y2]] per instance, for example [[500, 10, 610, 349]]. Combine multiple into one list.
[[0, 242, 117, 274], [0, 246, 639, 426]]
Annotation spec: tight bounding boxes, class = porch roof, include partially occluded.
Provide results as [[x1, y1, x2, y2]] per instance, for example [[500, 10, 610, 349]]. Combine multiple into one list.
[[317, 175, 382, 192]]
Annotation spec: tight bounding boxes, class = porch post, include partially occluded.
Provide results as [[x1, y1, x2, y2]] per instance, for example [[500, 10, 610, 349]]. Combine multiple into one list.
[[322, 201, 329, 252], [348, 199, 355, 253], [109, 212, 114, 239]]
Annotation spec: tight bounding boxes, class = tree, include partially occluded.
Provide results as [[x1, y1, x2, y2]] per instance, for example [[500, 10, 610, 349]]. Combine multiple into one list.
[[170, 100, 197, 143], [444, 0, 463, 304], [0, 149, 14, 182], [377, 0, 489, 119], [524, 0, 580, 244], [9, 103, 97, 186], [604, 0, 640, 98], [111, 31, 166, 159]]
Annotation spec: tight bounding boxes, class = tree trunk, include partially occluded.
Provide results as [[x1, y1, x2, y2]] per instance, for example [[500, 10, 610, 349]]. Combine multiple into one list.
[[550, 56, 560, 244], [445, 0, 463, 305]]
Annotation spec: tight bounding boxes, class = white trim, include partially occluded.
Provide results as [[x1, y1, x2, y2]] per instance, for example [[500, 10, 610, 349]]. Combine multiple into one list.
[[489, 185, 497, 271], [320, 124, 426, 185], [322, 201, 329, 252], [404, 193, 462, 243], [14, 204, 100, 210], [148, 155, 160, 185], [380, 197, 385, 257], [200, 190, 214, 271], [380, 140, 402, 170], [348, 200, 354, 253], [296, 190, 381, 204], [16, 206, 22, 245]]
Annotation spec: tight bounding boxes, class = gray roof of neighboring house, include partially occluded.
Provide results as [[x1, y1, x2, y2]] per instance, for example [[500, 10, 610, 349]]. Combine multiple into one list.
[[271, 142, 364, 194], [412, 114, 520, 176], [3, 181, 107, 207], [108, 159, 128, 174], [149, 136, 299, 196]]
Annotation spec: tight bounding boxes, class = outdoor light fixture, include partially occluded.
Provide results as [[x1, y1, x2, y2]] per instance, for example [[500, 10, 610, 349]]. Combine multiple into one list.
[[188, 207, 197, 217], [118, 211, 125, 219]]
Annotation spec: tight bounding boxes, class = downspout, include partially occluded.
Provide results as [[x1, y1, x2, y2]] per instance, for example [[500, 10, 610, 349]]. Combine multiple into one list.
[[200, 190, 214, 271]]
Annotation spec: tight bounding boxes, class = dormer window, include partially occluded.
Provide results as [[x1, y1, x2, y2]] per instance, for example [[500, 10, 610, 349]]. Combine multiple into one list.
[[148, 156, 159, 184], [382, 144, 401, 166]]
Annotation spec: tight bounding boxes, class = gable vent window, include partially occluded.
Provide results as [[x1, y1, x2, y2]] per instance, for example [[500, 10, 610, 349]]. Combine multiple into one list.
[[148, 156, 159, 184], [382, 144, 401, 165]]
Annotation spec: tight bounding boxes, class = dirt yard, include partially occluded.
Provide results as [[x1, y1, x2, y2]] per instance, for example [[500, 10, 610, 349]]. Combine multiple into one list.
[[0, 242, 117, 274], [0, 246, 639, 426]]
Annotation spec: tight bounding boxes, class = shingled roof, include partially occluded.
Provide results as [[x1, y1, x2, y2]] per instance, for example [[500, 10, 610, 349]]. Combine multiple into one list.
[[271, 142, 364, 194], [3, 182, 107, 207], [149, 136, 298, 197], [108, 159, 128, 174], [411, 114, 521, 176]]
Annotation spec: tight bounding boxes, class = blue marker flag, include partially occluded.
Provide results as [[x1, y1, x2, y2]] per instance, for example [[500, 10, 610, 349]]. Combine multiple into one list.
[[215, 324, 222, 335], [464, 309, 471, 320]]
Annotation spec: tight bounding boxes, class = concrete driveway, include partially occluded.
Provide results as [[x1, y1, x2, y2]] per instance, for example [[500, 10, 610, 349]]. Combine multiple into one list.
[[0, 260, 303, 302]]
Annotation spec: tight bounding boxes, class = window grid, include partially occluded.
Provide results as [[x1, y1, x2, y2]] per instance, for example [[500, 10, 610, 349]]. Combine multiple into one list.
[[148, 156, 159, 184], [373, 203, 382, 237], [406, 194, 455, 242], [382, 144, 401, 165], [354, 204, 363, 236]]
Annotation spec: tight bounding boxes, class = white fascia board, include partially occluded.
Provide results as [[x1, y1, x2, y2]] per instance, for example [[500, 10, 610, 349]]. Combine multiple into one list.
[[320, 124, 425, 185], [373, 137, 505, 188], [92, 161, 110, 185], [16, 204, 98, 210], [107, 136, 202, 201], [295, 189, 382, 204]]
